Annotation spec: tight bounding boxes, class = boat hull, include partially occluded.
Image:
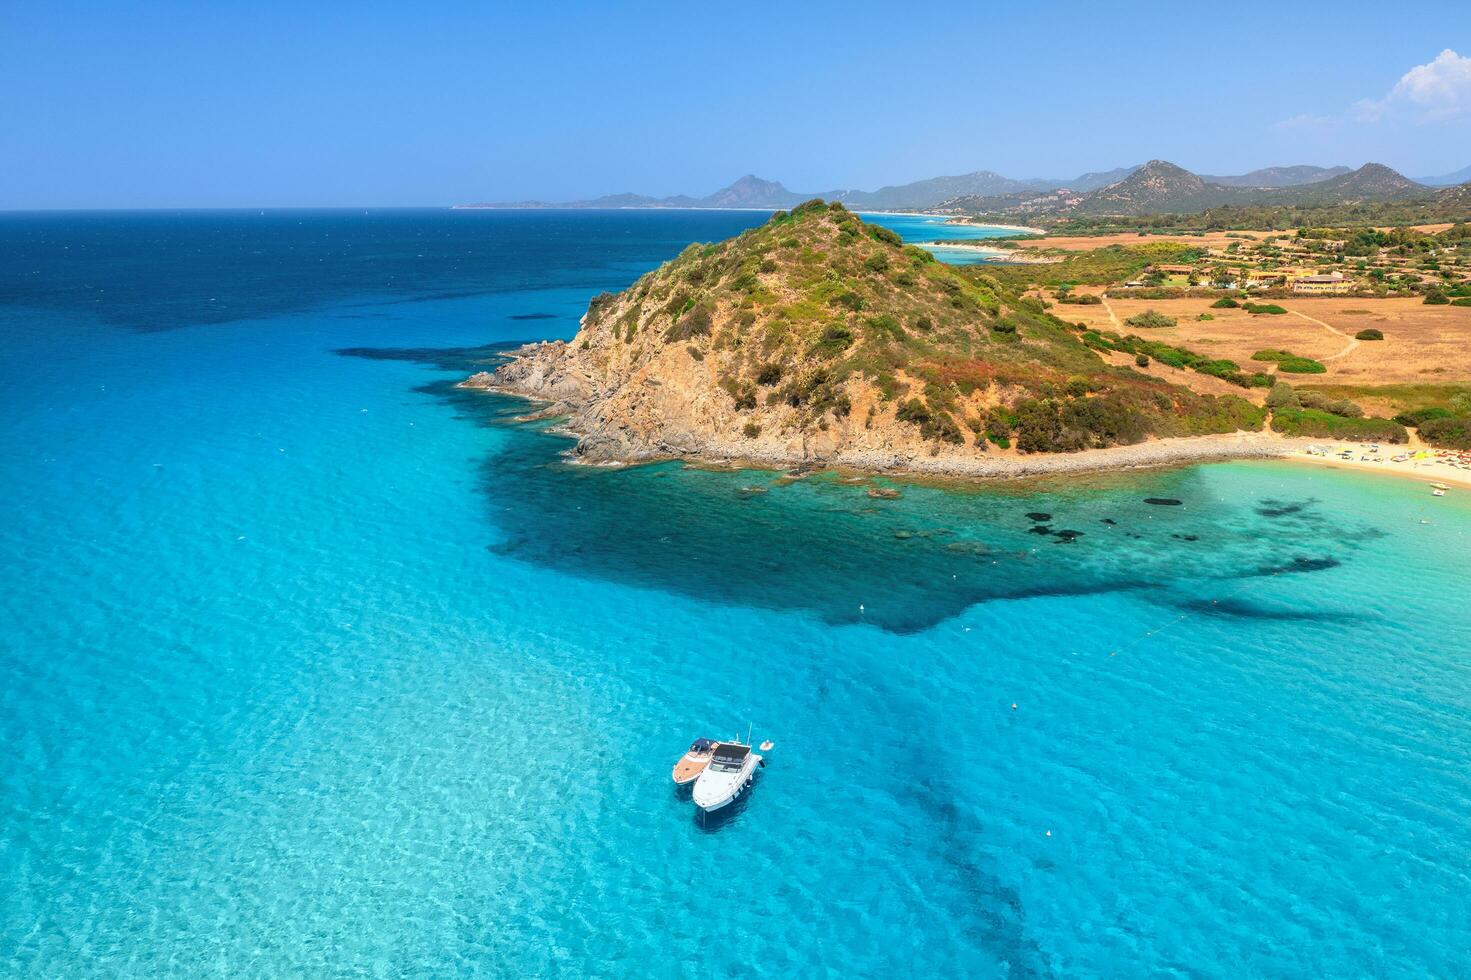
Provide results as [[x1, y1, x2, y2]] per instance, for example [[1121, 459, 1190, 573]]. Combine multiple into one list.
[[692, 754, 761, 812]]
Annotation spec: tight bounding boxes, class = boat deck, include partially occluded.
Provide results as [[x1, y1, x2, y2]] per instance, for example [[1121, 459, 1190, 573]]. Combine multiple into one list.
[[672, 752, 711, 784]]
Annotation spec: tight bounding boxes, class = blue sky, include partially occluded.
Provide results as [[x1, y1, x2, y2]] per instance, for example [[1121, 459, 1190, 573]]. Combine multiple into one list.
[[3, 0, 1469, 208]]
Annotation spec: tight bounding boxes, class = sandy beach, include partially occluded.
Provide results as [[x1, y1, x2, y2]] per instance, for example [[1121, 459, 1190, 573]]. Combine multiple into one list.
[[921, 241, 1061, 263], [574, 429, 1471, 494], [1286, 445, 1471, 491], [943, 219, 1046, 235]]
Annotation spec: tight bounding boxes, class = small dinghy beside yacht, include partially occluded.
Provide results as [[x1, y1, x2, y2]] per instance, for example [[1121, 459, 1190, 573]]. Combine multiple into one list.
[[691, 740, 763, 813], [672, 738, 715, 787]]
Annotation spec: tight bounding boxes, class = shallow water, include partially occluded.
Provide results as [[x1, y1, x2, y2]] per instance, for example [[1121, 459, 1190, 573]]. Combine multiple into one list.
[[3, 210, 1469, 977], [860, 211, 1020, 265]]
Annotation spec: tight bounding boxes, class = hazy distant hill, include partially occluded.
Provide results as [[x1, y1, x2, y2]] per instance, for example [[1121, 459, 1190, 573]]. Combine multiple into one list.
[[827, 171, 1057, 210], [456, 175, 804, 210], [1202, 165, 1349, 187], [695, 175, 803, 209], [461, 172, 1068, 212], [1282, 163, 1425, 204], [460, 162, 1431, 216], [1414, 164, 1471, 187], [1061, 166, 1142, 191]]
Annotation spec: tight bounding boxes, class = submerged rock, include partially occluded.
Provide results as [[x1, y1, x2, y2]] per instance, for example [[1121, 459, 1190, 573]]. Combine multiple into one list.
[[867, 487, 902, 499], [1259, 555, 1340, 575], [1144, 498, 1183, 506], [1255, 499, 1311, 518], [1026, 512, 1052, 522]]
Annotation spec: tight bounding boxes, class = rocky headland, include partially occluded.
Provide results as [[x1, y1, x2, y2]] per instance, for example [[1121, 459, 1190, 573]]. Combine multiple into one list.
[[464, 201, 1295, 479]]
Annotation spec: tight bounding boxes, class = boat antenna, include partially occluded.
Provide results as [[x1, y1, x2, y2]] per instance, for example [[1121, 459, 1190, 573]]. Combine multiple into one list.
[[747, 722, 752, 747]]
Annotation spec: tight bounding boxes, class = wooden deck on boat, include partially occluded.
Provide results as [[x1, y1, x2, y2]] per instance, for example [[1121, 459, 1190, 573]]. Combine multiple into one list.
[[672, 752, 711, 784]]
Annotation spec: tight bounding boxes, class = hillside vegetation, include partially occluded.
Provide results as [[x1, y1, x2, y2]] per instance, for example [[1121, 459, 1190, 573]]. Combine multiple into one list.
[[484, 202, 1268, 460]]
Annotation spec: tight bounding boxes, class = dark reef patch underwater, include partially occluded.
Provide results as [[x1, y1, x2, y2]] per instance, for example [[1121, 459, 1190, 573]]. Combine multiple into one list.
[[341, 344, 1386, 634]]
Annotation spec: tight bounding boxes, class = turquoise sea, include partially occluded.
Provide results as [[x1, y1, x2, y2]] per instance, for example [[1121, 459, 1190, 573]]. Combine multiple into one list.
[[859, 211, 1023, 264], [2, 209, 1469, 977]]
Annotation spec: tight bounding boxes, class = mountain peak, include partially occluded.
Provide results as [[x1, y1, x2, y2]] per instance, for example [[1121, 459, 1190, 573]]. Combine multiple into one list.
[[1321, 163, 1422, 198], [700, 175, 797, 208], [1097, 161, 1206, 199]]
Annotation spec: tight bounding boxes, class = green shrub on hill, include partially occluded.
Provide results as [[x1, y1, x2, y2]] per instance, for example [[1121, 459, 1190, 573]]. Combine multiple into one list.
[[1210, 297, 1240, 308], [1011, 395, 1154, 452], [895, 398, 964, 444], [1265, 382, 1300, 409], [1125, 309, 1177, 328], [1252, 349, 1292, 362], [1423, 289, 1449, 305], [1418, 415, 1471, 449], [1392, 406, 1453, 427], [1354, 328, 1383, 340], [1271, 409, 1407, 442], [1297, 390, 1362, 417], [1243, 303, 1288, 315], [869, 225, 903, 247], [1277, 356, 1327, 374]]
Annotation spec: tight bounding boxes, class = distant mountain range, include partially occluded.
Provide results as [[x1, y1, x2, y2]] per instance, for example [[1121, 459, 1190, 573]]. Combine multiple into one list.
[[460, 160, 1468, 218], [1200, 165, 1350, 187], [942, 161, 1438, 218], [457, 168, 1142, 212], [1415, 164, 1471, 187]]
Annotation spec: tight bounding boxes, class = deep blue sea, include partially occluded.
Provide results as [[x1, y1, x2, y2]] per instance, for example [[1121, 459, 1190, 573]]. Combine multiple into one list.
[[2, 209, 1469, 978]]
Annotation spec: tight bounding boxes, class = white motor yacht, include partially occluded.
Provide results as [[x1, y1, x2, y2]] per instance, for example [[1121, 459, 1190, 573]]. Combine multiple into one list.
[[691, 741, 762, 812]]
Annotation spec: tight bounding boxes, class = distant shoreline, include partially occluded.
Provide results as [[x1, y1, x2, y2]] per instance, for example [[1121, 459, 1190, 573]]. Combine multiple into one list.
[[447, 202, 1039, 234], [942, 220, 1046, 235], [920, 241, 1060, 264]]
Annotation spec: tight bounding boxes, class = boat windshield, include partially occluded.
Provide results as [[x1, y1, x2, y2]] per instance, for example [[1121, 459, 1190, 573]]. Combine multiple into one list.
[[709, 744, 750, 772], [690, 738, 713, 753]]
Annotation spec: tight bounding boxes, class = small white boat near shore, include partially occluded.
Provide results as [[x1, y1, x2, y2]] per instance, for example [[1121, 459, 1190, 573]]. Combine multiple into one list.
[[691, 740, 763, 812]]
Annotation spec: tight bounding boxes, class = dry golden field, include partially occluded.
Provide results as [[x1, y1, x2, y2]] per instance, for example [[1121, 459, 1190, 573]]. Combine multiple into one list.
[[1012, 230, 1270, 252], [1058, 294, 1471, 386]]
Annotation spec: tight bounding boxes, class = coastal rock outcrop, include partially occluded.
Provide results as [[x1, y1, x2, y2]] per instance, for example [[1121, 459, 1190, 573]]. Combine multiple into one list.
[[469, 201, 1275, 474]]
